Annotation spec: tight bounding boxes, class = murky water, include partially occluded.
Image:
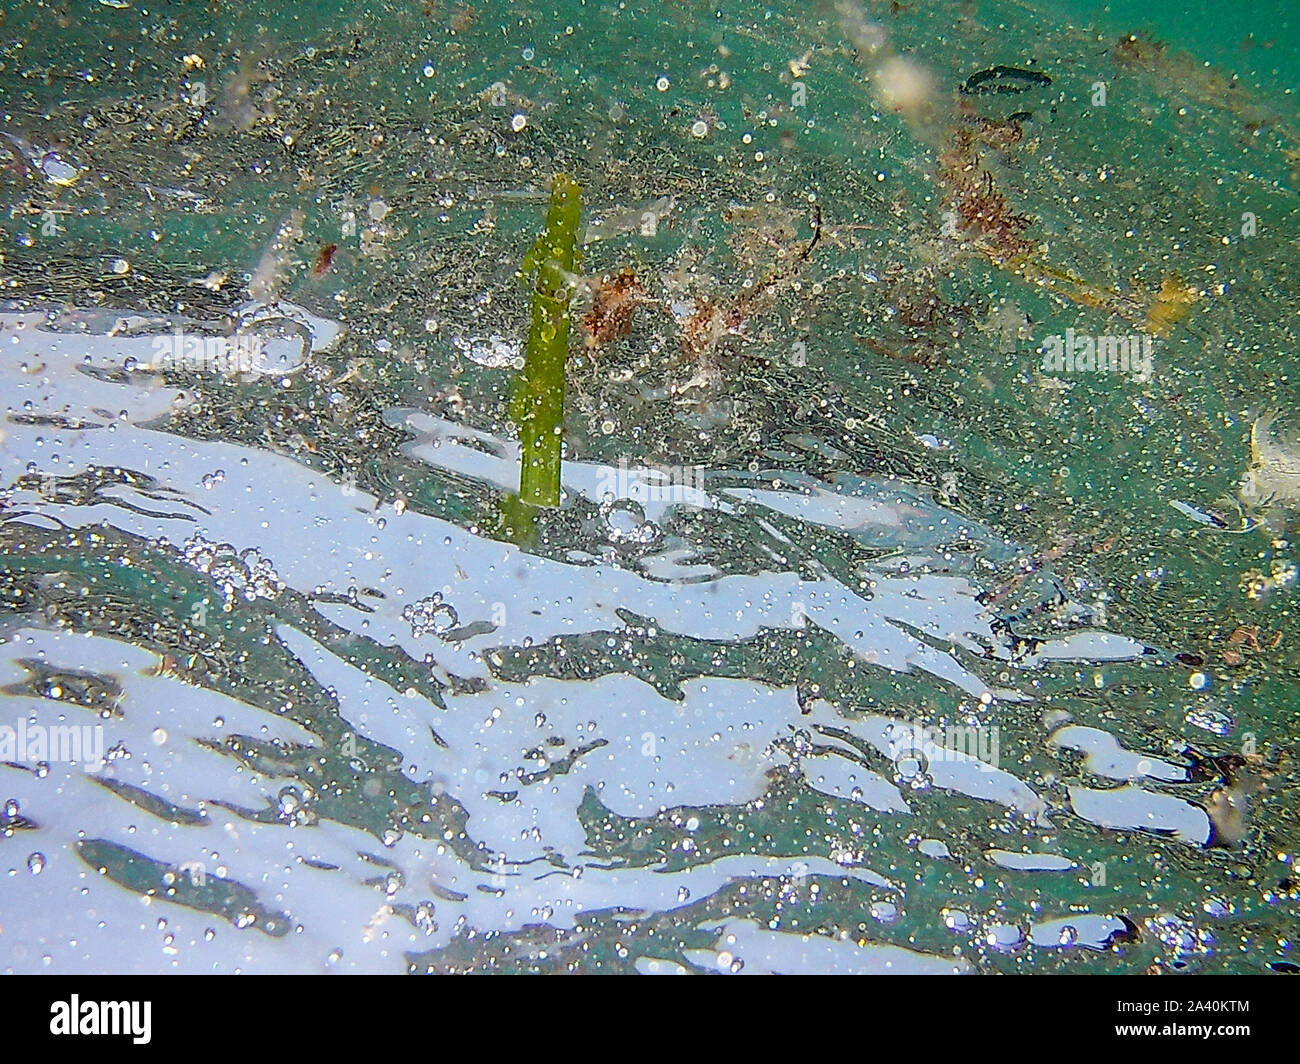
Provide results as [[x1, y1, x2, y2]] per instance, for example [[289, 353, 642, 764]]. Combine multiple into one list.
[[1, 0, 1297, 974]]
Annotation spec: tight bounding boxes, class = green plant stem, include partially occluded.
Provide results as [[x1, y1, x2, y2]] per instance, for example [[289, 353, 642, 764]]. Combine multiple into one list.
[[512, 174, 581, 507]]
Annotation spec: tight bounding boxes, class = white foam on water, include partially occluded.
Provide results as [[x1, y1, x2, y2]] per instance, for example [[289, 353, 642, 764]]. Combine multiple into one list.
[[0, 310, 1165, 972]]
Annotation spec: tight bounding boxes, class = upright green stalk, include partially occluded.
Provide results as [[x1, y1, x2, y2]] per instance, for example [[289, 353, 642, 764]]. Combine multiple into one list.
[[511, 174, 582, 507]]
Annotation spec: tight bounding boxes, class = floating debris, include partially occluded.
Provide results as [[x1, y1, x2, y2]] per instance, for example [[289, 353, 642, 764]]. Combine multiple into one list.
[[1169, 499, 1228, 528], [1205, 760, 1266, 847], [582, 195, 674, 244], [873, 55, 938, 121], [311, 242, 339, 278], [1, 132, 83, 186], [938, 144, 1034, 261], [1238, 413, 1300, 532], [248, 211, 305, 303], [960, 65, 1053, 95], [452, 333, 521, 368], [1144, 274, 1200, 336], [580, 268, 645, 347], [1241, 558, 1298, 600]]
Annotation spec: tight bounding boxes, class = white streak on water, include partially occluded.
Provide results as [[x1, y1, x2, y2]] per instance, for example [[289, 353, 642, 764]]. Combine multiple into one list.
[[1049, 725, 1188, 783], [1068, 785, 1211, 846]]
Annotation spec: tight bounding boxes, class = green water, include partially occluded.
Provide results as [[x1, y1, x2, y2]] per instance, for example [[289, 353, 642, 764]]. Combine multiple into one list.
[[1, 0, 1297, 973]]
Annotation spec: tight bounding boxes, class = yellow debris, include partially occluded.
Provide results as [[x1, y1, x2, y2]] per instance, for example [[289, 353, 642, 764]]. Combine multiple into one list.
[[1144, 274, 1199, 336]]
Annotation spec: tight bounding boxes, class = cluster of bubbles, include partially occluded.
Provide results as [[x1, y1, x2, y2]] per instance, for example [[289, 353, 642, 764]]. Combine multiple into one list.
[[4, 797, 45, 874], [1148, 912, 1214, 960], [889, 736, 934, 792], [1184, 700, 1234, 737], [2, 797, 28, 839], [276, 785, 318, 828], [180, 533, 286, 607], [403, 592, 459, 638], [450, 333, 520, 369], [598, 498, 660, 548]]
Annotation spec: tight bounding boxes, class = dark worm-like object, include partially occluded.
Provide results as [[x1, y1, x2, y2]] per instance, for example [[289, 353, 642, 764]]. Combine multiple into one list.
[[961, 65, 1052, 95]]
